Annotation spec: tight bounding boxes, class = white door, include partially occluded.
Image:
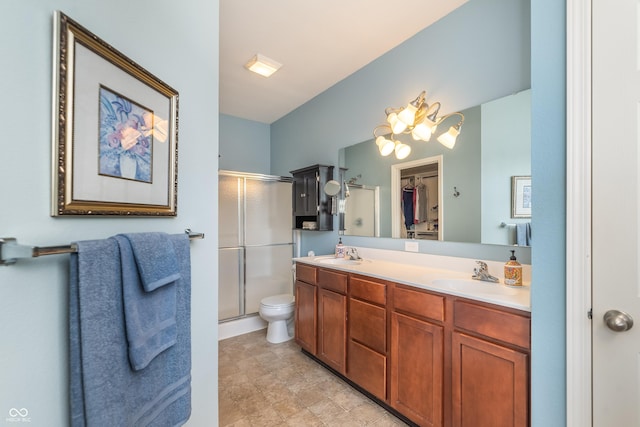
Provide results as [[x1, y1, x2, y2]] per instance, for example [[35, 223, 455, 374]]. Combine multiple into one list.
[[592, 0, 640, 424]]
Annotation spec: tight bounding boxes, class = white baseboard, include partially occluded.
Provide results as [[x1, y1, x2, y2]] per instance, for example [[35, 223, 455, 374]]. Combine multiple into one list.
[[218, 315, 267, 341]]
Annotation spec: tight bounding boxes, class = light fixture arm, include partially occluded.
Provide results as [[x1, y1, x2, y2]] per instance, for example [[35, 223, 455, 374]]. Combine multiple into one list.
[[435, 111, 465, 128], [373, 124, 393, 139]]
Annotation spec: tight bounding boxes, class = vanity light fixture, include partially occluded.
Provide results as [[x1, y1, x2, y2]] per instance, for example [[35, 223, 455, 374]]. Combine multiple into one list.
[[244, 54, 282, 77], [373, 90, 465, 159]]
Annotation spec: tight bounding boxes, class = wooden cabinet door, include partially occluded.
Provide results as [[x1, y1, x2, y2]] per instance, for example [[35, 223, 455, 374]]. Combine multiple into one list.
[[318, 288, 347, 374], [390, 312, 444, 427], [452, 332, 529, 427], [293, 169, 317, 216], [348, 298, 387, 400], [348, 339, 387, 401], [295, 280, 317, 354]]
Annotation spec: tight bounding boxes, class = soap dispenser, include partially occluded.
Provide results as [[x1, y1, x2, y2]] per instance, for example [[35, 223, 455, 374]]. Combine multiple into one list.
[[504, 250, 523, 286], [335, 238, 345, 258]]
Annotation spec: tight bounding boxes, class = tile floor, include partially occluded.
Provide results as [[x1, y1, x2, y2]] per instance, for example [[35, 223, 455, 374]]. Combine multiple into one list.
[[218, 329, 409, 426]]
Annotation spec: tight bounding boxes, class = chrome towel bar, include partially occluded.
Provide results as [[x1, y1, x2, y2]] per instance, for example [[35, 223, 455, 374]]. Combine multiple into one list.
[[0, 229, 204, 266]]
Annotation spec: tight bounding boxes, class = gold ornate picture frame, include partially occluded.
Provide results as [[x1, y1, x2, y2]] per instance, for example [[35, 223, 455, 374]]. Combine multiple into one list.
[[52, 11, 178, 216]]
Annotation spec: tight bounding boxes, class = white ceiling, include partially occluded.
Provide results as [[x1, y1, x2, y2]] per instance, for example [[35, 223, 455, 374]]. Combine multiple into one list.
[[219, 0, 468, 124]]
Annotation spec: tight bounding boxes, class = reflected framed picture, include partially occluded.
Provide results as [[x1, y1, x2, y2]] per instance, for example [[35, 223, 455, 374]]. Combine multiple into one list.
[[511, 175, 532, 218], [51, 11, 179, 216]]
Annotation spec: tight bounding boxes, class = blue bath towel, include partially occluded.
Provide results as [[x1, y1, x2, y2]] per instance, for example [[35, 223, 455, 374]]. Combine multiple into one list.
[[69, 234, 191, 427], [115, 234, 178, 371], [516, 222, 532, 246], [120, 232, 181, 292]]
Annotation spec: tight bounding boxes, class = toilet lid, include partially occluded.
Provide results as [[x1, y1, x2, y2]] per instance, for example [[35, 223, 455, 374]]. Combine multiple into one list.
[[261, 294, 295, 307]]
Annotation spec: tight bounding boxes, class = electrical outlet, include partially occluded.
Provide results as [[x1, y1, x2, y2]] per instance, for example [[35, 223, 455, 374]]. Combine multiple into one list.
[[405, 241, 419, 252]]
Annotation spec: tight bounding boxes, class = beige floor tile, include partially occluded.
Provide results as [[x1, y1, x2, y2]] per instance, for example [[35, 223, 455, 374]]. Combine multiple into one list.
[[218, 329, 408, 426]]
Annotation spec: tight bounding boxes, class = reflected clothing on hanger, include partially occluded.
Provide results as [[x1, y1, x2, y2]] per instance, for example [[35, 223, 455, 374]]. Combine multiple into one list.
[[402, 188, 414, 228], [414, 182, 428, 223]]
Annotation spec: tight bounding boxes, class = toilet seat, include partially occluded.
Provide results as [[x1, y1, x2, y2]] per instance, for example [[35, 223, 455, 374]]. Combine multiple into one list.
[[259, 293, 295, 344], [260, 294, 294, 308]]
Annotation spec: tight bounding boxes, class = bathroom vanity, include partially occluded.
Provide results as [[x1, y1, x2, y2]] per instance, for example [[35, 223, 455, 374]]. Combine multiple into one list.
[[294, 253, 530, 427]]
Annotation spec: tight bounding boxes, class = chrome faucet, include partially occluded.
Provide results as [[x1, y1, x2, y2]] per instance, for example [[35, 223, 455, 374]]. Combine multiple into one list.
[[472, 261, 499, 283], [345, 247, 362, 260]]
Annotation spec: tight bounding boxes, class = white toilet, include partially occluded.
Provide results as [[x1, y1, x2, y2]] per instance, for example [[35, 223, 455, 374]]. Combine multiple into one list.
[[259, 294, 295, 343]]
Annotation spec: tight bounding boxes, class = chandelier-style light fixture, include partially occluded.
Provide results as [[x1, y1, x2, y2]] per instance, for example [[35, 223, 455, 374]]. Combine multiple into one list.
[[373, 91, 465, 159]]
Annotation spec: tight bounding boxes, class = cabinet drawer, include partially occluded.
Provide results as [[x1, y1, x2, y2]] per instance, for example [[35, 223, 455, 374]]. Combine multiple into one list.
[[318, 268, 348, 294], [348, 340, 387, 401], [350, 299, 386, 353], [350, 276, 386, 305], [454, 300, 530, 349], [393, 285, 445, 322], [296, 263, 317, 285]]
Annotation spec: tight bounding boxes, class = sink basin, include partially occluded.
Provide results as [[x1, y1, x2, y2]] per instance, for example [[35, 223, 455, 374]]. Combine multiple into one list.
[[432, 279, 521, 296], [315, 257, 362, 265]]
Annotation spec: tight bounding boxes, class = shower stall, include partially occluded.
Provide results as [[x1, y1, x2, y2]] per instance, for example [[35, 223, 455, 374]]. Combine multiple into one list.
[[218, 170, 294, 322]]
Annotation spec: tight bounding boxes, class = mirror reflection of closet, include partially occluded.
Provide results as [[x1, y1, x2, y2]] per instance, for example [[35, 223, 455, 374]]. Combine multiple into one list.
[[392, 155, 443, 240]]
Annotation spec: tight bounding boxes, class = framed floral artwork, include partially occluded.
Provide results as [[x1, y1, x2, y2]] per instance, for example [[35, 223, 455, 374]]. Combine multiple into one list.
[[51, 11, 178, 216], [511, 175, 532, 218]]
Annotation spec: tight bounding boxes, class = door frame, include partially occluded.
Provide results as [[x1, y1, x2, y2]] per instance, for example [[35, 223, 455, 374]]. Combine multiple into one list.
[[390, 155, 443, 240], [566, 0, 592, 425]]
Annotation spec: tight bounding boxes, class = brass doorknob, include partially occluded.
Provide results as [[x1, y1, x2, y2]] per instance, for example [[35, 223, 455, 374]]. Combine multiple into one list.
[[603, 310, 634, 332]]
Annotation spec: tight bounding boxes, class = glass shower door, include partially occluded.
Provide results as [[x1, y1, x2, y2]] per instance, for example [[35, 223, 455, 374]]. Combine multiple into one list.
[[218, 175, 243, 321], [218, 171, 293, 321], [244, 178, 293, 314]]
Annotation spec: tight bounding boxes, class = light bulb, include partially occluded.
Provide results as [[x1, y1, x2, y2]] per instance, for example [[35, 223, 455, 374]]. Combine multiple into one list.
[[388, 113, 407, 134], [379, 138, 395, 156], [411, 122, 432, 141], [437, 126, 460, 149], [397, 104, 418, 126], [395, 142, 411, 159]]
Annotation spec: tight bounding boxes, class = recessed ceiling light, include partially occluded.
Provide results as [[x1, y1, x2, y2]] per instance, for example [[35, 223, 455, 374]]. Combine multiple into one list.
[[244, 54, 282, 78]]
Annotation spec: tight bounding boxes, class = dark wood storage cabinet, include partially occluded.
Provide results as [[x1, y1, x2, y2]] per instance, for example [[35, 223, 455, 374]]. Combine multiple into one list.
[[290, 164, 334, 231], [294, 263, 531, 427]]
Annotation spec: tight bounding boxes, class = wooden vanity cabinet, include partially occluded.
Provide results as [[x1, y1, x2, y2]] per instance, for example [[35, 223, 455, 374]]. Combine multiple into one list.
[[294, 263, 317, 354], [294, 263, 531, 427], [451, 300, 530, 427], [390, 285, 446, 427], [317, 268, 348, 375], [347, 275, 388, 401]]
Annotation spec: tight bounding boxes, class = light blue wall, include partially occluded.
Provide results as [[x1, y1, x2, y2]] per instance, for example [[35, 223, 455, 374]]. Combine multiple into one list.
[[0, 1, 219, 425], [531, 0, 566, 425], [219, 113, 271, 174]]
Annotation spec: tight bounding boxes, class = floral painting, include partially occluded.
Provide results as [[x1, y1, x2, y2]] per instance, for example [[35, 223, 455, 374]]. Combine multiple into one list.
[[99, 86, 153, 183]]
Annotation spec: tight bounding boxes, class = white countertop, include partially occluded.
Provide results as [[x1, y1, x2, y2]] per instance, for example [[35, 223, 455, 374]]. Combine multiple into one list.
[[294, 253, 531, 312]]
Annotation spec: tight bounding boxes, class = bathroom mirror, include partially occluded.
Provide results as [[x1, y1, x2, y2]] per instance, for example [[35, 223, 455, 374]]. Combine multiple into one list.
[[340, 89, 531, 246], [324, 180, 341, 196]]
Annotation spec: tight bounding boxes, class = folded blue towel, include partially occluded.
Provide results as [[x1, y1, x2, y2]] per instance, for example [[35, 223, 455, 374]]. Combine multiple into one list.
[[70, 234, 191, 426], [115, 235, 177, 371], [516, 222, 532, 246], [120, 232, 181, 291]]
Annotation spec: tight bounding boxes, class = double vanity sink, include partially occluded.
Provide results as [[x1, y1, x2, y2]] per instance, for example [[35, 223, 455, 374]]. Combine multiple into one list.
[[294, 250, 531, 426], [308, 254, 529, 310]]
